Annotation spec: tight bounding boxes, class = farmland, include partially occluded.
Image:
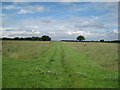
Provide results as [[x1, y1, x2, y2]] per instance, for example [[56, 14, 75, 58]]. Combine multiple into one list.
[[2, 41, 118, 88], [64, 42, 118, 70]]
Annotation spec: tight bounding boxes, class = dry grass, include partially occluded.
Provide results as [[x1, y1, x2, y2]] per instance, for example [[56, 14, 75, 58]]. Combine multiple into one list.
[[64, 42, 118, 70], [2, 41, 54, 60]]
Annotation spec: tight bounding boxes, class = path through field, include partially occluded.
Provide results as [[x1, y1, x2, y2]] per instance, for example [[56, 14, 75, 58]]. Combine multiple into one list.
[[3, 42, 118, 88]]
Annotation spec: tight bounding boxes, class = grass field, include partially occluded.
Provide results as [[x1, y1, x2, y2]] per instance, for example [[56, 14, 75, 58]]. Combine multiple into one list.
[[2, 41, 118, 88], [64, 42, 118, 70]]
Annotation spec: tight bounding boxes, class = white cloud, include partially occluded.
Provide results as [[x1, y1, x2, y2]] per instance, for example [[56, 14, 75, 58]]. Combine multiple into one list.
[[2, 30, 41, 37], [18, 9, 33, 14], [49, 32, 56, 34], [113, 29, 118, 34], [69, 3, 89, 12], [3, 5, 18, 10], [17, 5, 45, 14], [23, 5, 45, 12], [0, 27, 12, 31], [2, 2, 118, 40], [67, 31, 92, 36], [80, 21, 105, 28], [0, 27, 3, 31], [3, 4, 45, 14], [2, 16, 118, 40]]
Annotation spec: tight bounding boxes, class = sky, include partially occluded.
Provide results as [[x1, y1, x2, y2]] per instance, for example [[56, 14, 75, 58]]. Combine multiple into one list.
[[1, 2, 118, 41]]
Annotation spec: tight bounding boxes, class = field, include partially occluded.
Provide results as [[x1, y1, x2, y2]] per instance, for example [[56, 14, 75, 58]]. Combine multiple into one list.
[[2, 41, 118, 88]]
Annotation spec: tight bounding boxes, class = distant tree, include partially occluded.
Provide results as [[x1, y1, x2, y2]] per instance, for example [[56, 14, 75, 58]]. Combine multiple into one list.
[[38, 37, 43, 41], [24, 37, 32, 40], [32, 37, 37, 41], [2, 37, 12, 40], [32, 37, 43, 41], [13, 37, 19, 40], [2, 36, 52, 41], [76, 35, 85, 41], [100, 39, 104, 42], [19, 37, 25, 40], [41, 35, 51, 41]]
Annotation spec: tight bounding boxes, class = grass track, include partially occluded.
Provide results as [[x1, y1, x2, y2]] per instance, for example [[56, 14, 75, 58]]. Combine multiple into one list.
[[3, 42, 118, 88]]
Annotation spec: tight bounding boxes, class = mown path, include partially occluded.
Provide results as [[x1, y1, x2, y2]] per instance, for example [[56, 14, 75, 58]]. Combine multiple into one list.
[[3, 42, 118, 88], [32, 42, 118, 88]]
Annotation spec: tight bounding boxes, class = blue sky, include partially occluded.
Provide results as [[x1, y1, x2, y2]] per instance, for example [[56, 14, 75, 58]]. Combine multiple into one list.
[[1, 2, 118, 41]]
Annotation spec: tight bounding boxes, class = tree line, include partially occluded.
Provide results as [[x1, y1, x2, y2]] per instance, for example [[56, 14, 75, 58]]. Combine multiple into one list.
[[68, 35, 120, 43], [1, 35, 119, 43], [1, 35, 51, 41]]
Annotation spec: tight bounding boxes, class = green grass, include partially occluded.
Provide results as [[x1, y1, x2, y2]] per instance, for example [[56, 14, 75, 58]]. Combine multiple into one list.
[[2, 41, 118, 88], [64, 42, 118, 70], [0, 40, 2, 89]]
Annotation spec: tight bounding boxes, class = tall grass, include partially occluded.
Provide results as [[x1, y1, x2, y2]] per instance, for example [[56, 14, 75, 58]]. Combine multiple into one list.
[[2, 41, 54, 60], [64, 42, 118, 70]]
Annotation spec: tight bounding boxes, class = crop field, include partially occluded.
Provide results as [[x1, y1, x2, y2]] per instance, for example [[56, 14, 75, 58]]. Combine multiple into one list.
[[2, 41, 119, 88]]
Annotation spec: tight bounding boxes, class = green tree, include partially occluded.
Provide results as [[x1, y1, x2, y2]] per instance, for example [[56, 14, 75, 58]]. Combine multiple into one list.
[[41, 35, 51, 41], [76, 35, 85, 41], [100, 39, 104, 42], [32, 37, 43, 41], [13, 37, 19, 40]]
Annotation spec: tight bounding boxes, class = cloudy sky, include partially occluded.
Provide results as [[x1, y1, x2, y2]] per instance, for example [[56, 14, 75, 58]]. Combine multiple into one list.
[[1, 2, 118, 41]]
